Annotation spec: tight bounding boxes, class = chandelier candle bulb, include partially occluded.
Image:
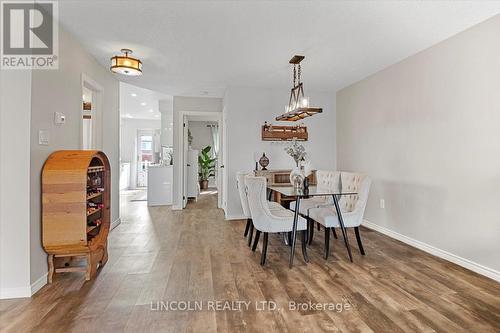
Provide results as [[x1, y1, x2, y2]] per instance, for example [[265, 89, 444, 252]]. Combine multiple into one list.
[[301, 97, 309, 108]]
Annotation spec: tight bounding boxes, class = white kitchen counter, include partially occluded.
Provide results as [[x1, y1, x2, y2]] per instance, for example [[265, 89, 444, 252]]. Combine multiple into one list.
[[147, 164, 173, 206]]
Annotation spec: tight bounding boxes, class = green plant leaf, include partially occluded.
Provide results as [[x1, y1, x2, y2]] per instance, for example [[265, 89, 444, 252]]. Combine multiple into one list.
[[198, 145, 217, 181]]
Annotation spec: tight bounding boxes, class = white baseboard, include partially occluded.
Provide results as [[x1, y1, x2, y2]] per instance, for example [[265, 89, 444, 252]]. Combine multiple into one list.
[[362, 219, 500, 282], [31, 273, 47, 295], [111, 218, 121, 230], [225, 214, 247, 221]]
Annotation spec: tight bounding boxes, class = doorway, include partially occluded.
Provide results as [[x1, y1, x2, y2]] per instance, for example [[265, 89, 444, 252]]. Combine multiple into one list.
[[81, 74, 103, 149], [136, 130, 154, 187], [82, 87, 93, 149], [178, 112, 224, 210]]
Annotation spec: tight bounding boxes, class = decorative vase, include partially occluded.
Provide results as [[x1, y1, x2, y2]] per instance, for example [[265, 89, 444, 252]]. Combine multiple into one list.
[[200, 180, 208, 190], [289, 166, 305, 190], [259, 153, 269, 170]]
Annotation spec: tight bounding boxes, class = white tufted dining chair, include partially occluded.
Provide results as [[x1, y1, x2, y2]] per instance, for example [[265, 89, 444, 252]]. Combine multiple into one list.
[[308, 173, 371, 260], [244, 175, 308, 265], [290, 170, 341, 244], [236, 171, 281, 247]]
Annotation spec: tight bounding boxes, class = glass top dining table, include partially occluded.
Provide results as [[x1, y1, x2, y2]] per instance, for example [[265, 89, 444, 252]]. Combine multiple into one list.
[[268, 185, 357, 197], [267, 185, 358, 268]]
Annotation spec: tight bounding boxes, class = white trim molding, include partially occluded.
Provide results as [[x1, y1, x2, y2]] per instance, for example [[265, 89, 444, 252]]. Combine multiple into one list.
[[31, 273, 48, 296], [362, 219, 500, 282]]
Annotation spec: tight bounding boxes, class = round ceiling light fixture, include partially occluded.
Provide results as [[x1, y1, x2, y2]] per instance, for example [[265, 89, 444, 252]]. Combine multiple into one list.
[[110, 49, 142, 76]]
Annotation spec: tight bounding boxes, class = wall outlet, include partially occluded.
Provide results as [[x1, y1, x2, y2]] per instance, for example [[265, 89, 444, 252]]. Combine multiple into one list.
[[379, 199, 385, 209], [54, 112, 66, 124]]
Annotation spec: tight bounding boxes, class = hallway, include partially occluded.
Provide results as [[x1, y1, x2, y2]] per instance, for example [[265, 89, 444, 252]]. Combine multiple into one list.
[[1, 190, 500, 332], [186, 188, 218, 211]]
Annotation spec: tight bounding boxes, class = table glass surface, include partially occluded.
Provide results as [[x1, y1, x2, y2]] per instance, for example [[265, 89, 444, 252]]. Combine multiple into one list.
[[268, 185, 357, 197]]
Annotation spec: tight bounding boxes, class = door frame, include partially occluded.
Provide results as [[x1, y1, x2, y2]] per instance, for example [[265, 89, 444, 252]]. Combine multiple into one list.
[[182, 115, 188, 208], [175, 111, 223, 210], [136, 129, 154, 187], [80, 73, 103, 149]]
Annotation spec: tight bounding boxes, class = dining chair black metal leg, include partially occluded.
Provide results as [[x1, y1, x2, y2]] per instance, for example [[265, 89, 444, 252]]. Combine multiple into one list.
[[289, 197, 300, 268], [317, 222, 321, 231], [287, 232, 292, 246], [308, 218, 314, 245], [332, 195, 353, 262], [324, 226, 330, 260], [260, 232, 269, 265], [332, 228, 338, 239], [248, 224, 254, 247], [301, 230, 309, 263], [252, 230, 261, 252], [244, 218, 251, 237], [354, 227, 365, 255]]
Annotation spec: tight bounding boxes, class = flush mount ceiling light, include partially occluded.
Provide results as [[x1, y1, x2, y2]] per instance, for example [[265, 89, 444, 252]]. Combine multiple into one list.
[[276, 55, 322, 122], [110, 49, 142, 76]]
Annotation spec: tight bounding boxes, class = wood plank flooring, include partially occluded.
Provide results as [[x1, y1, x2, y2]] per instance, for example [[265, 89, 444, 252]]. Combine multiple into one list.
[[1, 189, 499, 332]]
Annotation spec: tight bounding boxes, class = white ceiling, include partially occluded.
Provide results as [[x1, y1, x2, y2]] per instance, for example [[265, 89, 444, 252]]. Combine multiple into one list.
[[60, 1, 500, 97], [119, 82, 171, 120]]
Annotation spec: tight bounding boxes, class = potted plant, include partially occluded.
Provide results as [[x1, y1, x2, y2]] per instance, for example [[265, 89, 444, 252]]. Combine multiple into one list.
[[198, 145, 216, 190]]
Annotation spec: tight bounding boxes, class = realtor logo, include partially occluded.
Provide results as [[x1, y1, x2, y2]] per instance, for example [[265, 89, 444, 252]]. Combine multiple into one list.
[[1, 0, 58, 69]]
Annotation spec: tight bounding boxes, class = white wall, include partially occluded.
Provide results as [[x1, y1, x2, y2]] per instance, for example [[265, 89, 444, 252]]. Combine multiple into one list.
[[0, 71, 32, 298], [29, 26, 120, 287], [224, 87, 336, 219], [159, 99, 173, 147], [172, 96, 223, 209], [120, 118, 161, 188], [336, 16, 500, 279]]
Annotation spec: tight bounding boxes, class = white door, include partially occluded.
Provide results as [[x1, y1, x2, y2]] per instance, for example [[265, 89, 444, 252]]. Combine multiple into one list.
[[182, 116, 189, 208]]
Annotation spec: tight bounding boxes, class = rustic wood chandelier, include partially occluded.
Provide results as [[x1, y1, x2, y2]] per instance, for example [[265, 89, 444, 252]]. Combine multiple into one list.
[[276, 55, 322, 122]]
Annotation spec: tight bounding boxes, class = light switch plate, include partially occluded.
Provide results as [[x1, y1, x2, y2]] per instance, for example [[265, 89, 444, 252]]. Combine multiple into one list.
[[38, 130, 49, 145]]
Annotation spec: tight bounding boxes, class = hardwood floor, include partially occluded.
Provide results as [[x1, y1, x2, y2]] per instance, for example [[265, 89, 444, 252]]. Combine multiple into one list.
[[1, 190, 499, 332]]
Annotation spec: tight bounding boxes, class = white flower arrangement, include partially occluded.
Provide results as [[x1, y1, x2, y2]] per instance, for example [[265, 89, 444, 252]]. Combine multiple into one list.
[[285, 139, 307, 167]]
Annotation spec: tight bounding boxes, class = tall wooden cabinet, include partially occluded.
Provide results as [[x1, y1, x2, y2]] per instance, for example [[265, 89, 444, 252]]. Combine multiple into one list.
[[42, 150, 110, 282]]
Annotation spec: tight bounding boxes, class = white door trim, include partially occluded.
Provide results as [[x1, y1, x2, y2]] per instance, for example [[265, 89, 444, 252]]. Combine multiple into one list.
[[174, 111, 223, 210], [80, 73, 104, 150]]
